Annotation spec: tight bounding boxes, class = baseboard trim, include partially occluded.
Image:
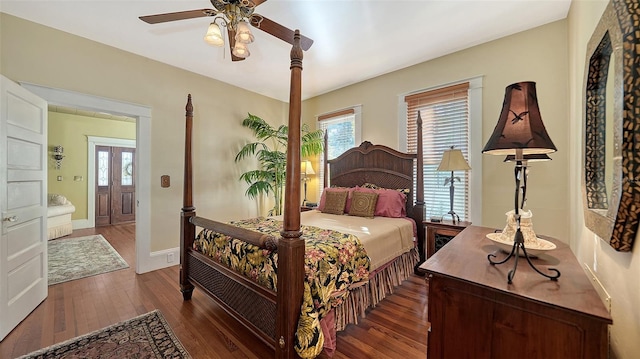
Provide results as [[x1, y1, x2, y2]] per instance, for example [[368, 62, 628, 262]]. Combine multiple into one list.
[[72, 219, 91, 230], [137, 247, 180, 273]]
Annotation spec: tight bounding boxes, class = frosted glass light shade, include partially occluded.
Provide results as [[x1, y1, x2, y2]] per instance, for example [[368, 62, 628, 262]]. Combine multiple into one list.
[[232, 42, 250, 58], [235, 21, 254, 44], [204, 22, 224, 47]]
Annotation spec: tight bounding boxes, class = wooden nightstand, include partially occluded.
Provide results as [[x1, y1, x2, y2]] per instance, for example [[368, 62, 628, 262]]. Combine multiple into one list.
[[424, 219, 471, 258], [300, 206, 315, 212]]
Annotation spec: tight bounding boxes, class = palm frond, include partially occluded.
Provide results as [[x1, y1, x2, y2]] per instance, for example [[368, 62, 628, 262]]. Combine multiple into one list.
[[245, 181, 273, 199], [236, 113, 325, 214], [301, 129, 325, 157], [239, 170, 273, 185], [236, 142, 272, 162]]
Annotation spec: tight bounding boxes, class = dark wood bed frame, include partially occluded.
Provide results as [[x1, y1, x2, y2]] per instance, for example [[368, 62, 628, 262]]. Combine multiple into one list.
[[180, 31, 425, 359]]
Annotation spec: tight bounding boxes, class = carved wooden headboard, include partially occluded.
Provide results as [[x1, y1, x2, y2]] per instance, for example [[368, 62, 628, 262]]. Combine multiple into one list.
[[327, 141, 417, 215]]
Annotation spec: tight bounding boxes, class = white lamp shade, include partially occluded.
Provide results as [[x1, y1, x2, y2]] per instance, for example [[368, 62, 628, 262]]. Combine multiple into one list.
[[437, 148, 471, 171], [204, 22, 224, 47], [235, 21, 254, 44], [232, 42, 250, 58], [301, 160, 315, 175]]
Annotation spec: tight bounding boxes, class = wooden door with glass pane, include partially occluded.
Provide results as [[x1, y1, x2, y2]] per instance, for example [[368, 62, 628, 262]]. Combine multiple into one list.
[[95, 146, 135, 226]]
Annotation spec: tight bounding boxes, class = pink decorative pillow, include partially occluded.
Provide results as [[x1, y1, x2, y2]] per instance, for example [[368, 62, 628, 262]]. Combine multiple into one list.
[[355, 187, 407, 218], [376, 188, 407, 217], [318, 187, 355, 212]]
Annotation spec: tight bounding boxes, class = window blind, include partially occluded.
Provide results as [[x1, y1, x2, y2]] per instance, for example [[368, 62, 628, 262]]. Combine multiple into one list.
[[406, 82, 471, 220]]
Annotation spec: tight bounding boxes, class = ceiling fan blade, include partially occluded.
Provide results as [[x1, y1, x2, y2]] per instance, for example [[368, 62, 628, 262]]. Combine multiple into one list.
[[228, 28, 246, 62], [139, 9, 214, 24], [250, 14, 314, 51], [251, 0, 268, 6]]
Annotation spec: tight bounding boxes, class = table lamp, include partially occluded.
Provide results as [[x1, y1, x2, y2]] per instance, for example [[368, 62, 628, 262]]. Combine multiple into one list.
[[482, 81, 561, 283], [437, 146, 471, 223], [301, 160, 315, 206]]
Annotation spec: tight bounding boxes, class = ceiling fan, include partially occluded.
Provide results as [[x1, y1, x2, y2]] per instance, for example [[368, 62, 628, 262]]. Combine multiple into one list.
[[139, 0, 314, 61]]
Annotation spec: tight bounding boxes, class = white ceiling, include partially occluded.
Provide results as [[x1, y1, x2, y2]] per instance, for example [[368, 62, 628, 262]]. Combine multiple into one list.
[[1, 0, 571, 102]]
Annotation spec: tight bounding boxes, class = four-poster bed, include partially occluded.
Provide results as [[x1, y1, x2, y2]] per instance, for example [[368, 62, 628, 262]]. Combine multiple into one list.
[[180, 31, 425, 358]]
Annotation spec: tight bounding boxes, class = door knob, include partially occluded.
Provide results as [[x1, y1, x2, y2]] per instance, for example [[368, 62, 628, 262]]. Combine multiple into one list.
[[3, 216, 17, 222]]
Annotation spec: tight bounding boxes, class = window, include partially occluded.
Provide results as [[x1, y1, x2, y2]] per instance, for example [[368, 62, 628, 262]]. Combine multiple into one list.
[[404, 81, 480, 221], [317, 106, 362, 195], [121, 151, 133, 186], [98, 150, 109, 186]]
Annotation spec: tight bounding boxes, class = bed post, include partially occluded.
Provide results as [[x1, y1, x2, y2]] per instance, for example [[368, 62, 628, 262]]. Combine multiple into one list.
[[276, 30, 305, 359], [414, 111, 426, 273], [323, 131, 328, 188], [180, 94, 195, 300]]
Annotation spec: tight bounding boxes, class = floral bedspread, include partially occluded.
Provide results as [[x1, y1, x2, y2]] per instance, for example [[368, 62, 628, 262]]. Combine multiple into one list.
[[193, 217, 370, 358]]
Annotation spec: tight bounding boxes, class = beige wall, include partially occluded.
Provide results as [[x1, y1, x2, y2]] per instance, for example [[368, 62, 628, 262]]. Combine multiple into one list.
[[303, 20, 570, 242], [1, 13, 287, 252], [3, 6, 637, 356], [568, 1, 640, 358], [47, 112, 136, 220]]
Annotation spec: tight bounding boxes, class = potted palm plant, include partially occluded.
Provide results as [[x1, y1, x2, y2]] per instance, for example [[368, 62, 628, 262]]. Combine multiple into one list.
[[235, 113, 324, 216]]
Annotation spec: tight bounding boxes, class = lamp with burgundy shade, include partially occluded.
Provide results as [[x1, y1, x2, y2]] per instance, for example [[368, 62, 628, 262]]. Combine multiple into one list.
[[482, 81, 561, 283]]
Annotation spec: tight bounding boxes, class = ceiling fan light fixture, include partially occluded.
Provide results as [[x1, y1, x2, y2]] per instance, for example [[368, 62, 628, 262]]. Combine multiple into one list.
[[139, 1, 314, 61], [232, 42, 250, 58], [203, 22, 224, 47], [235, 20, 254, 44]]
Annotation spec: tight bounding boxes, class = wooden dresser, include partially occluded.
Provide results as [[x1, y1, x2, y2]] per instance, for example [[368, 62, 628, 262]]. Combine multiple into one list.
[[420, 226, 612, 359]]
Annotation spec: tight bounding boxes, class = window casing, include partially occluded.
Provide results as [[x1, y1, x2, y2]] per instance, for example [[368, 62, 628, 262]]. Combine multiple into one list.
[[405, 82, 474, 221]]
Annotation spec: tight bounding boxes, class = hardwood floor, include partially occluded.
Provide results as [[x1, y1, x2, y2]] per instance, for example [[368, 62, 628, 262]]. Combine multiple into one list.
[[0, 224, 429, 358]]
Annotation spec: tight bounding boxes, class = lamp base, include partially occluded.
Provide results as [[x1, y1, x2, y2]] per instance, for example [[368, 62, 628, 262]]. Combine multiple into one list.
[[487, 211, 560, 284], [487, 210, 556, 256], [446, 210, 460, 224], [302, 178, 308, 206]]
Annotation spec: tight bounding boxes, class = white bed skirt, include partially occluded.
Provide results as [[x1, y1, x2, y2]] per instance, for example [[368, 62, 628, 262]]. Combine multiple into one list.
[[48, 220, 73, 240]]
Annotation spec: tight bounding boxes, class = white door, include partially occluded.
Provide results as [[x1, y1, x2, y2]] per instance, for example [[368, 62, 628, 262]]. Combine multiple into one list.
[[0, 75, 48, 341]]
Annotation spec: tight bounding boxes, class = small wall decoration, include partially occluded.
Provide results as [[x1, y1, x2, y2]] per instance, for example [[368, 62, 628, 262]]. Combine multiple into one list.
[[53, 145, 64, 170]]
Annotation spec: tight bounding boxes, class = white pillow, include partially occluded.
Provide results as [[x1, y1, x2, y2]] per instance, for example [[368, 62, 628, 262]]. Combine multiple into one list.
[[48, 194, 68, 206]]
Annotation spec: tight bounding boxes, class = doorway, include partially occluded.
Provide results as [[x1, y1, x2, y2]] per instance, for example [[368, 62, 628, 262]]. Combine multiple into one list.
[[87, 136, 136, 228], [96, 146, 136, 226], [20, 82, 155, 274]]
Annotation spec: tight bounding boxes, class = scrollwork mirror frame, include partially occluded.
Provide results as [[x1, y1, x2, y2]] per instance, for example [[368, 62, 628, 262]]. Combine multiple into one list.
[[582, 0, 639, 252]]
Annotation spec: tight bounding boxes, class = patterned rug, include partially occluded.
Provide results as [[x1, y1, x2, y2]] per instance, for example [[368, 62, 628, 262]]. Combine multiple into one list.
[[18, 310, 191, 358], [48, 234, 129, 285]]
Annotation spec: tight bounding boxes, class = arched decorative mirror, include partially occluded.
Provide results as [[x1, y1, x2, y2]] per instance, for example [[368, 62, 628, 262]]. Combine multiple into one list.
[[582, 0, 639, 252]]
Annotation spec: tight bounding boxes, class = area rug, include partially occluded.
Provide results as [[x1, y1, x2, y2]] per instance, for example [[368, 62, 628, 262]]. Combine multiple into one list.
[[18, 310, 191, 359], [48, 234, 129, 285]]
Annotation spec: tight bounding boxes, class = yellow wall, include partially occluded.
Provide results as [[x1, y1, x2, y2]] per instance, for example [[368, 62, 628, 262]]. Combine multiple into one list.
[[568, 1, 640, 358], [47, 112, 136, 220], [303, 20, 570, 242], [1, 13, 287, 252]]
